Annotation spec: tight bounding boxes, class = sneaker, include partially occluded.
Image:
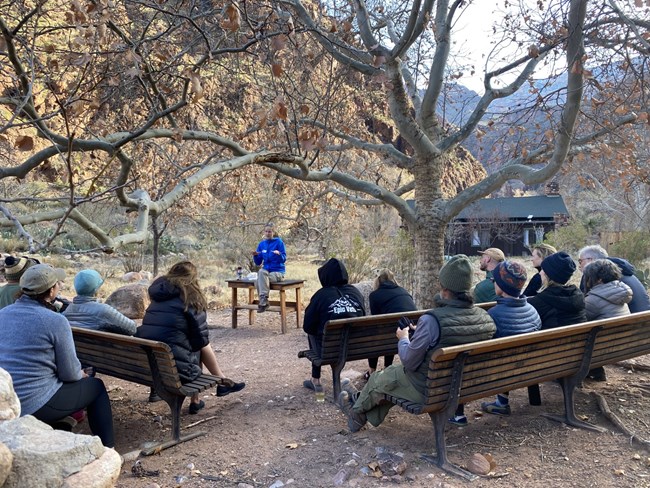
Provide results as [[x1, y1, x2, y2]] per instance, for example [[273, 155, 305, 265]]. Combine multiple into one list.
[[217, 381, 246, 397], [448, 415, 468, 426], [148, 389, 163, 403], [481, 401, 511, 416], [259, 295, 269, 307], [189, 400, 205, 414], [303, 379, 324, 393], [70, 409, 86, 423], [339, 391, 367, 433]]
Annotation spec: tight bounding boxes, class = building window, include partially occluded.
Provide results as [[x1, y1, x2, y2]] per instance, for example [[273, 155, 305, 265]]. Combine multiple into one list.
[[523, 228, 531, 247], [535, 227, 545, 243], [471, 230, 480, 247]]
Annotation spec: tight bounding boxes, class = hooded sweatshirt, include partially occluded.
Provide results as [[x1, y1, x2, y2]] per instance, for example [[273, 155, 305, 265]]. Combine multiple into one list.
[[303, 258, 365, 336], [528, 284, 587, 329], [585, 280, 632, 321]]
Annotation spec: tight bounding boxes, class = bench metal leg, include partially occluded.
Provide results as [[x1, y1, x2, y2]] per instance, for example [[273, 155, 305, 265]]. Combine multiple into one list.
[[420, 412, 478, 481], [541, 378, 607, 433]]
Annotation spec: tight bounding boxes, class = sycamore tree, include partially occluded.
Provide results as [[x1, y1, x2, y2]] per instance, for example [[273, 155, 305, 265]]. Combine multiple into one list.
[[1, 0, 649, 305]]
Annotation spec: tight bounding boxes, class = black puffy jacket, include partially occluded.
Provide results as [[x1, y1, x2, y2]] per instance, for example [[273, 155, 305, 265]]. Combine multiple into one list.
[[136, 277, 209, 383], [528, 284, 586, 330], [369, 281, 416, 315]]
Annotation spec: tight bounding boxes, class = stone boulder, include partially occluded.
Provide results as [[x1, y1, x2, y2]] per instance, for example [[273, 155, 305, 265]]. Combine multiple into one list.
[[352, 280, 374, 314], [105, 283, 150, 319], [0, 416, 120, 488], [0, 368, 20, 420], [0, 442, 13, 486]]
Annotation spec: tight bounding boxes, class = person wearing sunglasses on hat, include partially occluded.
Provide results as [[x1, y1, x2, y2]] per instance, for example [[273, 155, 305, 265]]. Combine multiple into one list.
[[0, 264, 115, 447], [473, 248, 505, 304]]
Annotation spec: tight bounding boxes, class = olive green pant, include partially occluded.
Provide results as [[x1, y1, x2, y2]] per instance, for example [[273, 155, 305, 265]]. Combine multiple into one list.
[[352, 364, 424, 427]]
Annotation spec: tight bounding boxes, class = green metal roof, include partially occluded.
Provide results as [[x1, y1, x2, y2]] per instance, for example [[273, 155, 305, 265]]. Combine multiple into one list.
[[456, 195, 569, 220]]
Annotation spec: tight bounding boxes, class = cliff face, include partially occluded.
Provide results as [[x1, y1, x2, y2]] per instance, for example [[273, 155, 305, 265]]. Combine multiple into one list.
[[442, 145, 488, 198]]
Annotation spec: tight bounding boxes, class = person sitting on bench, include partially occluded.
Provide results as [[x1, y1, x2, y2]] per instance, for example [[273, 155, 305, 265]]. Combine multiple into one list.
[[136, 261, 245, 413], [64, 269, 137, 335], [338, 255, 496, 432]]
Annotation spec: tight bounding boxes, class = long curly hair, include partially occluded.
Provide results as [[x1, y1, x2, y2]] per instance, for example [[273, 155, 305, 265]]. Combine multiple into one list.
[[164, 261, 207, 312]]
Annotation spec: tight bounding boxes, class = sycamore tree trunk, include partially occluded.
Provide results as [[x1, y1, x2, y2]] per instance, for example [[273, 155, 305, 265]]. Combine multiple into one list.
[[410, 154, 447, 309]]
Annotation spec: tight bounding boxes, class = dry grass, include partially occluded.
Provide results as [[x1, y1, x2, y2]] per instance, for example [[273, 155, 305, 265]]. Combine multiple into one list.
[[42, 252, 584, 310]]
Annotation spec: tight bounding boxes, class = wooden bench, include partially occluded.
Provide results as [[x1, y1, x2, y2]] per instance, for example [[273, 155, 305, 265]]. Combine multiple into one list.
[[226, 279, 304, 334], [71, 327, 221, 456], [382, 311, 650, 480], [297, 303, 495, 401]]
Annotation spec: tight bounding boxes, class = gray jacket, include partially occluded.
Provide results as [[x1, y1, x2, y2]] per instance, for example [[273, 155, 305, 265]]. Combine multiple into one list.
[[585, 280, 632, 321], [64, 296, 137, 335]]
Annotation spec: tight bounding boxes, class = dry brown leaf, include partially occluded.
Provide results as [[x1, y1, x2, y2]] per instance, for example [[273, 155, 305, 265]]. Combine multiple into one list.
[[271, 63, 284, 77], [15, 135, 34, 151]]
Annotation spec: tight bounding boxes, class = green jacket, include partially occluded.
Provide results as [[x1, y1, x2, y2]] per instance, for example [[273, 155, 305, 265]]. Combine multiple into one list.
[[473, 271, 497, 303]]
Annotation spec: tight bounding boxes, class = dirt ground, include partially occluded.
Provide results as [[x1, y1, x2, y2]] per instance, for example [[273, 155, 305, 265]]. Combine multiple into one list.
[[77, 310, 650, 488]]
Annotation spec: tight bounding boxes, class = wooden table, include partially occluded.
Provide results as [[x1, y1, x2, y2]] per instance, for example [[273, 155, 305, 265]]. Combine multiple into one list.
[[226, 279, 304, 334]]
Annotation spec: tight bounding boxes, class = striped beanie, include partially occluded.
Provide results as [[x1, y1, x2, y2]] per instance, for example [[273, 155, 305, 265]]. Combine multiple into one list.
[[4, 256, 36, 282]]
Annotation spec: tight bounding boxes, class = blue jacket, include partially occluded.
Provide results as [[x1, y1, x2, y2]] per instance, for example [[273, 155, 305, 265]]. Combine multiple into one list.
[[488, 296, 542, 338], [64, 296, 137, 335], [253, 237, 286, 273], [0, 295, 82, 415]]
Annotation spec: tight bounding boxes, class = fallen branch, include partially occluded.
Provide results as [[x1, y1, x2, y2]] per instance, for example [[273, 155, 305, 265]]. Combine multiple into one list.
[[183, 415, 219, 430], [618, 361, 650, 373], [592, 391, 650, 451]]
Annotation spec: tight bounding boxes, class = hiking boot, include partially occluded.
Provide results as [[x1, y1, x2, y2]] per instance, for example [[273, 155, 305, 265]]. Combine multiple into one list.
[[217, 381, 246, 397], [339, 391, 367, 433], [189, 400, 205, 414], [448, 415, 468, 427], [258, 295, 269, 312], [481, 401, 511, 416], [340, 378, 360, 404]]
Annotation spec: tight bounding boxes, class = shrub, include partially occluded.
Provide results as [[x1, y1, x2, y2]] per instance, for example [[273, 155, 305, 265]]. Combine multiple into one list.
[[544, 223, 590, 254], [608, 232, 650, 268]]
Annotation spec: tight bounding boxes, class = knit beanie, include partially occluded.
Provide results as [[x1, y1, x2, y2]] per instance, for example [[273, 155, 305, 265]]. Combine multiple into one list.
[[493, 260, 527, 297], [439, 254, 473, 293], [541, 251, 576, 285], [4, 256, 36, 282], [74, 269, 104, 296]]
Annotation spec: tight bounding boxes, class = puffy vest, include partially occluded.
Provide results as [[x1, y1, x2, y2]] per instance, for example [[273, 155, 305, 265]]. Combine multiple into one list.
[[405, 299, 496, 393]]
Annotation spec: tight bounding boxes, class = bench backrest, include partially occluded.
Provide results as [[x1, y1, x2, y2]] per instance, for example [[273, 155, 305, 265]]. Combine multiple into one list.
[[71, 327, 184, 391], [319, 303, 496, 364], [421, 311, 650, 414]]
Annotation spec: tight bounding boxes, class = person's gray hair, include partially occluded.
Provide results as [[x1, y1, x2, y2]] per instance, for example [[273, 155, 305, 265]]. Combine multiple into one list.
[[578, 244, 608, 260], [582, 258, 622, 292]]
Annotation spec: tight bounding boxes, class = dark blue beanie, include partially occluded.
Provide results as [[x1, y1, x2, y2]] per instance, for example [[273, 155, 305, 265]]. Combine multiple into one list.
[[541, 252, 576, 284]]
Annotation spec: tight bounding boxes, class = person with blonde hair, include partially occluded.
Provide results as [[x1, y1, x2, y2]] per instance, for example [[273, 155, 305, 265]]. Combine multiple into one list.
[[137, 261, 245, 414], [523, 243, 557, 297], [365, 269, 416, 380]]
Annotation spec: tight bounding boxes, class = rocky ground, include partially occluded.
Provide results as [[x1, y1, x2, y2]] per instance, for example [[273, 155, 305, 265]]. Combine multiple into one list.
[[74, 310, 650, 488]]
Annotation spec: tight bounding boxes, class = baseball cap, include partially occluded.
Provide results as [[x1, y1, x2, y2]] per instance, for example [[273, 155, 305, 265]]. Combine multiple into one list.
[[478, 248, 505, 262], [19, 264, 66, 296]]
